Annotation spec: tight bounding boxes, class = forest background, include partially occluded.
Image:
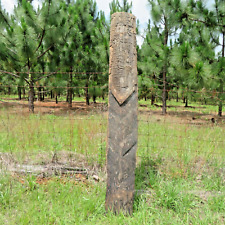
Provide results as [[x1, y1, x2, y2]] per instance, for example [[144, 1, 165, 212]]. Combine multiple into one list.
[[0, 0, 224, 115]]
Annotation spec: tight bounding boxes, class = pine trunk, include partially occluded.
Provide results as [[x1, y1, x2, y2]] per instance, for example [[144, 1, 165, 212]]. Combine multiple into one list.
[[18, 86, 22, 100], [8, 87, 11, 95], [68, 71, 73, 108], [185, 97, 188, 107], [162, 27, 168, 115], [55, 93, 58, 104], [218, 82, 223, 116], [151, 93, 155, 105], [28, 82, 35, 113], [93, 87, 97, 103], [42, 87, 44, 101], [50, 90, 53, 99], [37, 87, 42, 101], [85, 81, 89, 106], [218, 31, 224, 116], [23, 88, 26, 99]]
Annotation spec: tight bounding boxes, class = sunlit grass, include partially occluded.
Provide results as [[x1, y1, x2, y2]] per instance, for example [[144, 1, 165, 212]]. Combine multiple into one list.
[[0, 97, 224, 224]]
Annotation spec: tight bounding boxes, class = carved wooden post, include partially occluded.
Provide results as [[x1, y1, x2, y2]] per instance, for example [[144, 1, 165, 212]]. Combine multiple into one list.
[[105, 12, 138, 215]]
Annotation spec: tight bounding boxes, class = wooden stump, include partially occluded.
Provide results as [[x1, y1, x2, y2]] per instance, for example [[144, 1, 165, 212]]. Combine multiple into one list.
[[105, 12, 138, 215]]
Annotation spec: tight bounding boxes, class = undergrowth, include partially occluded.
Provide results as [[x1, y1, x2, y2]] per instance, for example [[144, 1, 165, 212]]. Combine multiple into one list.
[[0, 99, 224, 224]]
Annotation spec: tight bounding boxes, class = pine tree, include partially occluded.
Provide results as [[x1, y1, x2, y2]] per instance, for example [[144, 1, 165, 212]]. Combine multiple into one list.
[[185, 0, 225, 115], [139, 21, 164, 104], [144, 0, 181, 114], [109, 0, 132, 15], [73, 0, 108, 105], [0, 0, 65, 112], [169, 9, 214, 107]]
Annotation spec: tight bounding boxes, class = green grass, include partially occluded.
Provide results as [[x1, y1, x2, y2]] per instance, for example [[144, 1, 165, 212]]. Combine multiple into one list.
[[0, 160, 224, 224], [139, 98, 223, 115], [0, 112, 107, 165], [0, 98, 224, 224]]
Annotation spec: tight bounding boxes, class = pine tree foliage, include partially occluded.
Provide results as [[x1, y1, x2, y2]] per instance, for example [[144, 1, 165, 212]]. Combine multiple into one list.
[[0, 0, 110, 109], [0, 0, 224, 114], [109, 0, 132, 15], [140, 0, 182, 113], [184, 0, 225, 115]]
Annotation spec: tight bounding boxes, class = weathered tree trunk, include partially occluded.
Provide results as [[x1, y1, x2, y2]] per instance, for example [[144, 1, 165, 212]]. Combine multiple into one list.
[[105, 12, 138, 216]]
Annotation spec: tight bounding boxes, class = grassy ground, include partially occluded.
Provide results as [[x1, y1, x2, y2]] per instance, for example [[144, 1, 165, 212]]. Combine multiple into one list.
[[0, 96, 224, 224]]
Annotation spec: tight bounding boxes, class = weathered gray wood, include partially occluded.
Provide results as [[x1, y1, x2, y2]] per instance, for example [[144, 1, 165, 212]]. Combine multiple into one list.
[[105, 12, 138, 215]]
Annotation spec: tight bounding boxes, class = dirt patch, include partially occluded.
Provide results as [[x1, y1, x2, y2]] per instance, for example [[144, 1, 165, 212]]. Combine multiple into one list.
[[0, 98, 107, 116], [1, 98, 225, 125], [0, 151, 105, 184]]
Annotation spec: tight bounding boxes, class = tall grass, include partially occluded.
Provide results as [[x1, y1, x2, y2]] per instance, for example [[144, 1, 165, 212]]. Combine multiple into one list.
[[0, 111, 107, 165], [0, 102, 224, 224]]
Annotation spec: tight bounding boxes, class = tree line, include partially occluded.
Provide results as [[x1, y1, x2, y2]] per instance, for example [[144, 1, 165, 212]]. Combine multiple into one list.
[[0, 0, 224, 115]]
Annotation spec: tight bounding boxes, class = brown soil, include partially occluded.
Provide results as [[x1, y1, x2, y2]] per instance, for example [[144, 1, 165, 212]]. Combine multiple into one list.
[[1, 98, 224, 126], [0, 98, 107, 115]]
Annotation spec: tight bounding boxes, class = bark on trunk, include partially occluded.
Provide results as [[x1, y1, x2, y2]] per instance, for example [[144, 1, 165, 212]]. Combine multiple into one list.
[[185, 97, 188, 107], [37, 87, 42, 101], [68, 71, 73, 108], [55, 93, 58, 104], [218, 82, 223, 116], [93, 95, 97, 104], [162, 23, 168, 115], [23, 88, 26, 99], [50, 90, 53, 99], [28, 82, 35, 113], [66, 90, 69, 102], [151, 94, 155, 105], [85, 81, 89, 106], [218, 32, 224, 116], [93, 87, 97, 104]]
